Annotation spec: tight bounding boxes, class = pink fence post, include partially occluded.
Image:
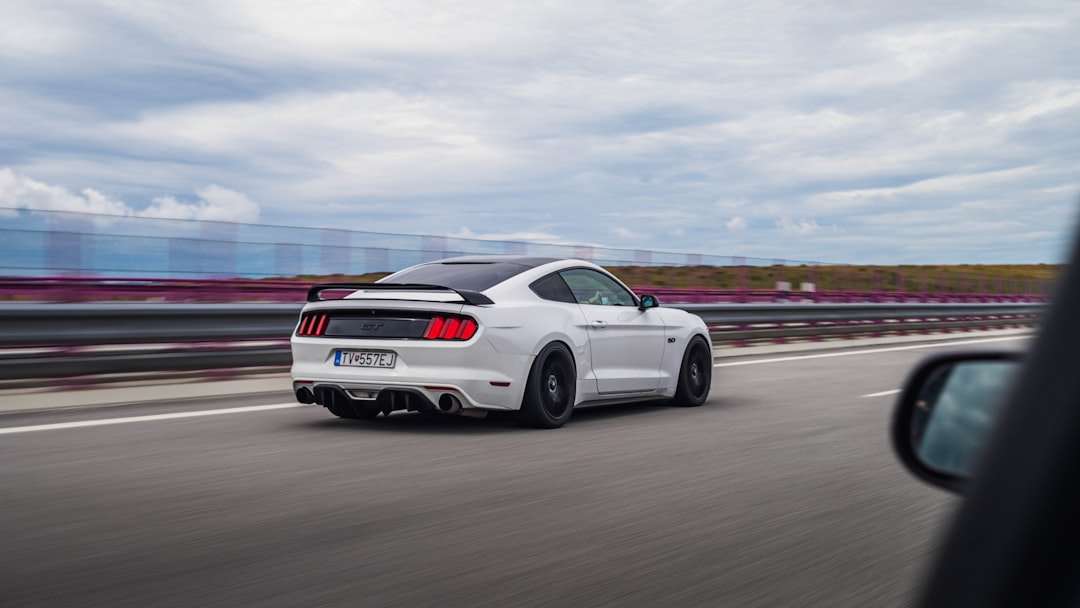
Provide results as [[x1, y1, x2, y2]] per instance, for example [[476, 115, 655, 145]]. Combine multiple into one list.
[[321, 228, 351, 276], [773, 259, 786, 301], [733, 256, 747, 302], [421, 235, 448, 263], [202, 221, 239, 278]]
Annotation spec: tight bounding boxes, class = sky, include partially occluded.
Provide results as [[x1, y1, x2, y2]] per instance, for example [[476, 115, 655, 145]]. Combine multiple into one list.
[[1, 0, 1079, 265]]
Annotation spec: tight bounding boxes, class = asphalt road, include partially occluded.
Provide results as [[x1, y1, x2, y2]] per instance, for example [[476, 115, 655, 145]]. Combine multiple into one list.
[[0, 335, 1025, 608]]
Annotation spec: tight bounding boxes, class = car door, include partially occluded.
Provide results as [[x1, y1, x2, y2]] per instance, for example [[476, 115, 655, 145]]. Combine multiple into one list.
[[559, 268, 667, 394]]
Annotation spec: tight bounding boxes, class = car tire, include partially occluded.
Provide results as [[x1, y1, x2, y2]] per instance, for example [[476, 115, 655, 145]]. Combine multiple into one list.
[[518, 342, 576, 429], [671, 336, 712, 407]]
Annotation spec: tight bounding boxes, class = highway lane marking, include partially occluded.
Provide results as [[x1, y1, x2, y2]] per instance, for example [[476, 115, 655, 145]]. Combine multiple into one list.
[[714, 335, 1029, 368], [0, 403, 304, 435], [862, 389, 902, 398]]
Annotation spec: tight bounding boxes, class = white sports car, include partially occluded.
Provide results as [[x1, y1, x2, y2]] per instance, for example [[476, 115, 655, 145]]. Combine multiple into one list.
[[290, 256, 713, 428]]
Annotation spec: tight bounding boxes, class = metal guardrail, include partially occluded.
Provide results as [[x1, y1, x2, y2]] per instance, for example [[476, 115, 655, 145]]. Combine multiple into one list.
[[0, 302, 1042, 385], [678, 302, 1042, 325], [0, 303, 303, 347]]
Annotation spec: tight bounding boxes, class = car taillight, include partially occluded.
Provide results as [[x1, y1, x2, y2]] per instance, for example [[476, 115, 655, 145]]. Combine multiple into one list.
[[296, 312, 330, 336], [423, 315, 479, 340]]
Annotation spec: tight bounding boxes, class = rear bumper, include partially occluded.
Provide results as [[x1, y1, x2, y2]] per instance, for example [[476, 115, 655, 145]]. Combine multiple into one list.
[[290, 335, 532, 411]]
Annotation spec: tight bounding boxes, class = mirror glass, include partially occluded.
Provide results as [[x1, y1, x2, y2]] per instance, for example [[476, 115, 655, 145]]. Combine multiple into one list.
[[911, 360, 1019, 477]]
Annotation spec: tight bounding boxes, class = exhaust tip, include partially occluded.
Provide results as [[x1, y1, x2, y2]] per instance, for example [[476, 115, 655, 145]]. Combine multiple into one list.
[[295, 386, 315, 404], [437, 393, 462, 414]]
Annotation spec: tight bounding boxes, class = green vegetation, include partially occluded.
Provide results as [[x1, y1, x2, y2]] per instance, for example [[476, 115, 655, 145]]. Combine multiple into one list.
[[298, 264, 1061, 294], [605, 263, 1061, 293]]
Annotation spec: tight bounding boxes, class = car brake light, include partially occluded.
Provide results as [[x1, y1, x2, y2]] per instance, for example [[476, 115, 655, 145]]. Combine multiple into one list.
[[424, 317, 446, 339], [459, 319, 477, 340], [297, 312, 330, 337], [422, 315, 478, 340], [299, 312, 476, 340], [441, 317, 462, 339]]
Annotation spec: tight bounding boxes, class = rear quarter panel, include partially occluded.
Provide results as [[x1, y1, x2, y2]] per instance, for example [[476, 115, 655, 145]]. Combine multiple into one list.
[[473, 299, 593, 402]]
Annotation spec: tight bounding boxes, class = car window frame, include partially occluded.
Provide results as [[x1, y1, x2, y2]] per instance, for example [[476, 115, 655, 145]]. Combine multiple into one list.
[[528, 272, 577, 304], [557, 267, 639, 307]]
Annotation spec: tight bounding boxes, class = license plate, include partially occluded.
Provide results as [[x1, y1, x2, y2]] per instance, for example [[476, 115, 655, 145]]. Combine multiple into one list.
[[334, 351, 397, 368]]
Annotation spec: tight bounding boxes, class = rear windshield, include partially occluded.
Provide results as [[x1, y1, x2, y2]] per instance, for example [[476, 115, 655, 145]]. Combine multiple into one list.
[[380, 262, 530, 292]]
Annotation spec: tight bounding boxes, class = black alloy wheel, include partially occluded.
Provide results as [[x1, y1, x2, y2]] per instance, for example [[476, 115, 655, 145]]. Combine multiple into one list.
[[673, 336, 712, 407], [519, 342, 576, 428], [541, 354, 572, 419]]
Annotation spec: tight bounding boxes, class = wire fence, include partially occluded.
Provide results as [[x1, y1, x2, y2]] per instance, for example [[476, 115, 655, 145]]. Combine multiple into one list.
[[0, 206, 1055, 297]]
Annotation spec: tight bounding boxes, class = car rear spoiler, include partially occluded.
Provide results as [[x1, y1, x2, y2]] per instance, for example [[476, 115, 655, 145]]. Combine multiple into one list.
[[306, 283, 495, 306]]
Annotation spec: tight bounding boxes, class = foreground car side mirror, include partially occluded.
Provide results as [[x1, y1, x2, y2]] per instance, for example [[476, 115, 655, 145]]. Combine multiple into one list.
[[639, 294, 660, 310], [891, 350, 1023, 494]]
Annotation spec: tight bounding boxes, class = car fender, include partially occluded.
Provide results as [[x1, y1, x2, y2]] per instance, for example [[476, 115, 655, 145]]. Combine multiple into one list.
[[651, 308, 711, 389]]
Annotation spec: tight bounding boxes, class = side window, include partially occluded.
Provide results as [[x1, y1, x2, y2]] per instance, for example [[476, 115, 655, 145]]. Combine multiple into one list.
[[530, 273, 576, 303], [559, 268, 637, 306]]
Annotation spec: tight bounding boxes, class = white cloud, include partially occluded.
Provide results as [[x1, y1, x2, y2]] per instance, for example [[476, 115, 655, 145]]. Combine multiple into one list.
[[1, 0, 1078, 263], [776, 216, 821, 237], [0, 167, 130, 216], [141, 185, 260, 222], [0, 168, 260, 222], [989, 80, 1080, 125], [808, 166, 1044, 211], [612, 226, 644, 239]]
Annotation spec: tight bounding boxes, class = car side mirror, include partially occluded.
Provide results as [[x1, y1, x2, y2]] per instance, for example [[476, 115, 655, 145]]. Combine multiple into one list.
[[638, 294, 659, 310], [891, 351, 1023, 494]]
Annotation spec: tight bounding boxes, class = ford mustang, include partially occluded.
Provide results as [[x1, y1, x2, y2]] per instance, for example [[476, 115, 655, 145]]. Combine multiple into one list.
[[290, 256, 713, 428]]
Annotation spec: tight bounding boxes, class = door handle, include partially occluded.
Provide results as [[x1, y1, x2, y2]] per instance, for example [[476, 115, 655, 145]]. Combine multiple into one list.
[[592, 320, 608, 328]]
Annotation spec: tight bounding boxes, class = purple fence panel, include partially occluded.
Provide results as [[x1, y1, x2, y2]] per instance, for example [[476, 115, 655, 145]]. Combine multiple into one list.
[[46, 230, 84, 275], [365, 248, 390, 274], [0, 278, 1053, 304], [320, 229, 351, 275], [169, 238, 206, 276], [421, 236, 448, 263], [503, 241, 527, 255], [274, 243, 302, 277], [574, 246, 594, 261]]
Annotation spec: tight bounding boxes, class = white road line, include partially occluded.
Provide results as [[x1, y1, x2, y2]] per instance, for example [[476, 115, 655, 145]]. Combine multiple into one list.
[[862, 389, 902, 398], [714, 335, 1029, 368], [0, 403, 304, 435]]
